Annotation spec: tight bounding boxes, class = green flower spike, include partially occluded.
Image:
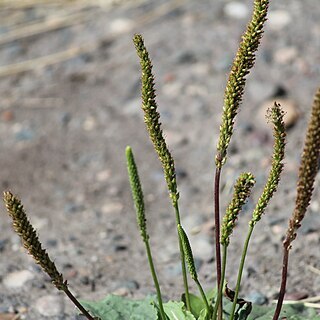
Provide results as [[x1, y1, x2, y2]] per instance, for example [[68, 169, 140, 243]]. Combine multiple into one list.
[[229, 102, 286, 320], [133, 33, 178, 202], [126, 146, 147, 242], [3, 191, 66, 290], [133, 33, 191, 310], [126, 146, 167, 320], [216, 0, 270, 167], [3, 191, 96, 320], [250, 102, 286, 226], [178, 224, 211, 317], [221, 173, 255, 246]]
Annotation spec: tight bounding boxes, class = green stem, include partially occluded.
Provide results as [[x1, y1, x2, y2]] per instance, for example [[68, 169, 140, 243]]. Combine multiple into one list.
[[195, 278, 211, 318], [214, 167, 222, 319], [145, 240, 167, 320], [174, 201, 191, 311], [230, 226, 254, 320], [212, 245, 227, 320]]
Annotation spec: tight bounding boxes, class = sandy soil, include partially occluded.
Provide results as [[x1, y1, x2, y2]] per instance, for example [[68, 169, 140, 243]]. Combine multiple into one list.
[[0, 0, 319, 319]]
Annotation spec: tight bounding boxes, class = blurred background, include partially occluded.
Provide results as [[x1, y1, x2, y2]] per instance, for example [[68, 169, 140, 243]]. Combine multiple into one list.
[[0, 0, 319, 319]]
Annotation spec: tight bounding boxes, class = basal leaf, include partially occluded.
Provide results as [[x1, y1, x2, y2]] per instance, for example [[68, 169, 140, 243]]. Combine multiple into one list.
[[247, 303, 320, 320], [81, 295, 158, 320], [182, 293, 205, 318], [163, 301, 196, 320]]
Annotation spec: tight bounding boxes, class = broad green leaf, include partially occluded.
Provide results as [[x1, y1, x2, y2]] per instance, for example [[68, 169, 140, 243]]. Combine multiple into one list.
[[247, 303, 320, 320], [81, 295, 158, 320], [182, 293, 205, 318], [163, 301, 196, 320]]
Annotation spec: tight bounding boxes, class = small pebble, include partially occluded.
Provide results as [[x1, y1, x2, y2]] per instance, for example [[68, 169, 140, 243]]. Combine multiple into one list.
[[284, 292, 308, 301], [96, 170, 111, 182], [60, 112, 72, 127], [274, 47, 298, 64], [112, 287, 130, 296], [101, 202, 123, 214], [14, 128, 35, 142], [224, 2, 249, 19], [83, 116, 96, 131], [3, 270, 35, 289], [1, 110, 14, 122], [35, 295, 64, 317], [115, 280, 139, 291], [46, 239, 58, 248], [268, 10, 292, 30], [246, 292, 267, 305], [189, 235, 214, 261], [173, 50, 197, 64], [109, 18, 133, 34], [0, 238, 8, 252], [0, 313, 18, 320]]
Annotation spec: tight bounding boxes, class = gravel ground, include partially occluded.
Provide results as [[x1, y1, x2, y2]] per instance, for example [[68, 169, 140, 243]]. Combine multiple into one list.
[[0, 0, 319, 319]]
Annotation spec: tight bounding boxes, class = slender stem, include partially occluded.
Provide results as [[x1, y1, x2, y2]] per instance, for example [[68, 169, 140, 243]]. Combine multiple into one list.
[[195, 279, 211, 318], [214, 167, 222, 318], [213, 245, 227, 320], [272, 240, 290, 320], [63, 287, 95, 320], [173, 201, 191, 311], [230, 225, 254, 320], [145, 240, 167, 320]]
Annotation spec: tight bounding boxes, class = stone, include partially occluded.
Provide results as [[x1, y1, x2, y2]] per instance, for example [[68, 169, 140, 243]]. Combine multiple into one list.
[[268, 10, 292, 30], [173, 50, 197, 64], [1, 110, 14, 122], [0, 314, 18, 320], [3, 270, 34, 289], [274, 47, 298, 64], [101, 202, 123, 214], [96, 170, 111, 182], [109, 18, 134, 34], [83, 116, 96, 131], [35, 295, 64, 317], [189, 235, 214, 261], [246, 292, 268, 305], [14, 128, 35, 142], [224, 2, 249, 19]]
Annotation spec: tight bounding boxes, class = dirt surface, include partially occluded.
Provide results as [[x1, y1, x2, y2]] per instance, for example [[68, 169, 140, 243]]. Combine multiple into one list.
[[0, 0, 319, 319]]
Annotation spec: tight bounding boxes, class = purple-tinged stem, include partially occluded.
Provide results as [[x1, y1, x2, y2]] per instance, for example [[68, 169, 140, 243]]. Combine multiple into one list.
[[272, 240, 290, 320]]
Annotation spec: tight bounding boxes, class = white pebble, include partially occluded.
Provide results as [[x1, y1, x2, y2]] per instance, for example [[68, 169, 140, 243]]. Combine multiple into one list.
[[35, 295, 64, 317], [3, 270, 34, 289], [224, 2, 249, 19], [274, 47, 297, 64], [268, 10, 292, 30], [110, 18, 133, 34]]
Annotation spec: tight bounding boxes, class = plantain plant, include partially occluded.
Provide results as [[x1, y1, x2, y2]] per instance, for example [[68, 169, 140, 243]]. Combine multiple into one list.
[[3, 0, 320, 319]]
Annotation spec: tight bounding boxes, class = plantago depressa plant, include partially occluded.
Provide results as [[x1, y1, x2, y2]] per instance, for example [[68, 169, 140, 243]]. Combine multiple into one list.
[[3, 0, 320, 319]]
